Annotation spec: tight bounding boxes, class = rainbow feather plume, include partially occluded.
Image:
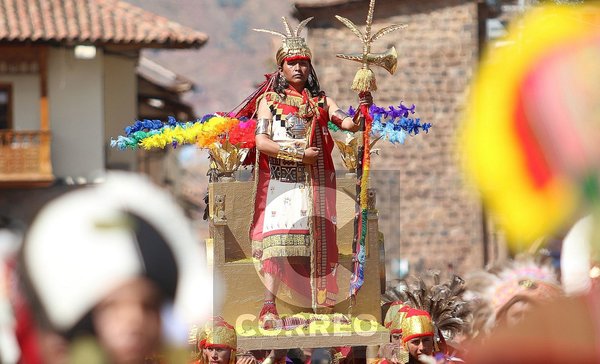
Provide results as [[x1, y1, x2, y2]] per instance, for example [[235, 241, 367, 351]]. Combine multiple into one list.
[[111, 115, 257, 151]]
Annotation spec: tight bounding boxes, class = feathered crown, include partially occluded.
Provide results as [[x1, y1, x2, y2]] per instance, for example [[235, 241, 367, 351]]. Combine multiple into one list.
[[254, 17, 314, 65], [382, 271, 471, 342]]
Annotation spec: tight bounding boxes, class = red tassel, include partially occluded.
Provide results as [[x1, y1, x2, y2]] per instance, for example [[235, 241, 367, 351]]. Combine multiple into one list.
[[262, 258, 283, 278]]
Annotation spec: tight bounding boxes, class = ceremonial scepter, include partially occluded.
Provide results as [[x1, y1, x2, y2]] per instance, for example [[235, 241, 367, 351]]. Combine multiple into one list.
[[335, 0, 405, 306]]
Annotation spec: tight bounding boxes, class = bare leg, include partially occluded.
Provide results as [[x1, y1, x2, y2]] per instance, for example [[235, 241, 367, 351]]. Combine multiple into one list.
[[259, 258, 283, 329], [263, 271, 279, 302]]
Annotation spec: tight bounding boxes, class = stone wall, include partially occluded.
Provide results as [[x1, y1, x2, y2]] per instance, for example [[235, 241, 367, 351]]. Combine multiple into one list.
[[296, 0, 489, 277]]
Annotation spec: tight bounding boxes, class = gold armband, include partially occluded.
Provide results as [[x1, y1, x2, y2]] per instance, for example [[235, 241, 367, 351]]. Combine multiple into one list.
[[255, 118, 272, 136], [277, 145, 304, 162], [352, 111, 364, 126], [331, 109, 350, 127]]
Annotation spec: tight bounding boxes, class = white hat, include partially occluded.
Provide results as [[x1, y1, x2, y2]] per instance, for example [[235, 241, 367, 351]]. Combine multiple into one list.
[[23, 172, 217, 333], [561, 215, 593, 295]]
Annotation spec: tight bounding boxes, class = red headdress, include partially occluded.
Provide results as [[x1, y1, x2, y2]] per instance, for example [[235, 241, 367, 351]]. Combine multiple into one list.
[[401, 308, 435, 344], [190, 317, 237, 364]]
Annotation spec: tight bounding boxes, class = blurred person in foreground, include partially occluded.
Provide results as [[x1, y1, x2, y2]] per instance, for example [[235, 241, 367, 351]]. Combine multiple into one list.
[[0, 217, 26, 363], [466, 288, 600, 363], [465, 255, 562, 338], [19, 172, 214, 363], [459, 2, 600, 362], [466, 224, 600, 363]]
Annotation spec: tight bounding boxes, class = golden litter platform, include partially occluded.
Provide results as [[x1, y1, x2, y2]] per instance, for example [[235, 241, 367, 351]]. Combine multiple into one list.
[[207, 176, 388, 349]]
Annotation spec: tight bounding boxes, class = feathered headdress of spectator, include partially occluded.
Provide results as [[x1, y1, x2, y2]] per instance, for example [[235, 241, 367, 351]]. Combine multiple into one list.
[[382, 271, 471, 342], [464, 254, 562, 338]]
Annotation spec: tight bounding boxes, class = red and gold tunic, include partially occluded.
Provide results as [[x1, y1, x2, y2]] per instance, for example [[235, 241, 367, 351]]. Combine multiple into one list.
[[250, 87, 340, 309]]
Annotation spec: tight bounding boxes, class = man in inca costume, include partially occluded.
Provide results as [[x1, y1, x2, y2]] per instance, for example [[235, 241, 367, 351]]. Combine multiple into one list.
[[190, 317, 238, 364], [400, 309, 436, 364], [250, 17, 371, 328]]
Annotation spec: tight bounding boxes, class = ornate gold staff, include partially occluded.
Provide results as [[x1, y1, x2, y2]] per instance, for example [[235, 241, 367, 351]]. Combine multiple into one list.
[[335, 0, 405, 91], [335, 0, 405, 300]]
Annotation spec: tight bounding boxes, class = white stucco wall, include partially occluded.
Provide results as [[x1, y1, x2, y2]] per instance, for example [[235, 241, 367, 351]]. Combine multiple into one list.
[[104, 53, 137, 171], [0, 74, 41, 130], [48, 47, 105, 180]]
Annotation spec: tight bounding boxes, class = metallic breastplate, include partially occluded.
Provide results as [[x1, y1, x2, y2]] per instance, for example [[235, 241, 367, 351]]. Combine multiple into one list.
[[286, 114, 308, 139]]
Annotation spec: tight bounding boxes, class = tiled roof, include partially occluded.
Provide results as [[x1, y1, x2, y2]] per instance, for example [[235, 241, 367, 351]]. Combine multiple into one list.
[[137, 57, 194, 93], [0, 0, 208, 48]]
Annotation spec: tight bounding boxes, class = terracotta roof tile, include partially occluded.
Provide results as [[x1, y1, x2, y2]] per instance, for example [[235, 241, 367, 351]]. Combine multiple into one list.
[[0, 0, 208, 48]]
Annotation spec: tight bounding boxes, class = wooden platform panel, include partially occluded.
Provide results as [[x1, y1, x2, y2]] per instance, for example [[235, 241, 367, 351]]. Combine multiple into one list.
[[208, 179, 385, 326], [236, 317, 389, 351]]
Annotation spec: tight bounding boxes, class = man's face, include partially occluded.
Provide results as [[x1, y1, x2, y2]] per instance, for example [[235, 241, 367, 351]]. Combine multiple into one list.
[[406, 336, 434, 359], [204, 346, 232, 364], [391, 333, 402, 346], [281, 59, 311, 89], [92, 278, 162, 364]]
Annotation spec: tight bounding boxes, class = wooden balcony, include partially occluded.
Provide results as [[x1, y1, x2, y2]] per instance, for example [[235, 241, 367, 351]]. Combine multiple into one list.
[[0, 130, 54, 187]]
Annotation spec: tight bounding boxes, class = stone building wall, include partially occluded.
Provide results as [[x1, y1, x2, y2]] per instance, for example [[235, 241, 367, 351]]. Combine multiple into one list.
[[295, 0, 490, 277]]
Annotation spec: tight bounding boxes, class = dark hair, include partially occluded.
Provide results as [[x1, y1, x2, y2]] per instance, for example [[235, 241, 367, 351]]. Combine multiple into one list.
[[274, 64, 323, 98], [311, 348, 333, 364]]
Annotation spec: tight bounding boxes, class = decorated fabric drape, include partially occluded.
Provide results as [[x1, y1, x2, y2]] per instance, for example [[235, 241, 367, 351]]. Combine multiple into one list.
[[350, 103, 372, 298]]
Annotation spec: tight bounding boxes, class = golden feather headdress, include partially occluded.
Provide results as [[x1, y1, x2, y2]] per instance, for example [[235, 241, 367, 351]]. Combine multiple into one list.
[[254, 17, 314, 65]]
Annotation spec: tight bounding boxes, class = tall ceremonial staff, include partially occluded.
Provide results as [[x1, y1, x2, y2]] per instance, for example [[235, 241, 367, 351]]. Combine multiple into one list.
[[335, 0, 406, 306]]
